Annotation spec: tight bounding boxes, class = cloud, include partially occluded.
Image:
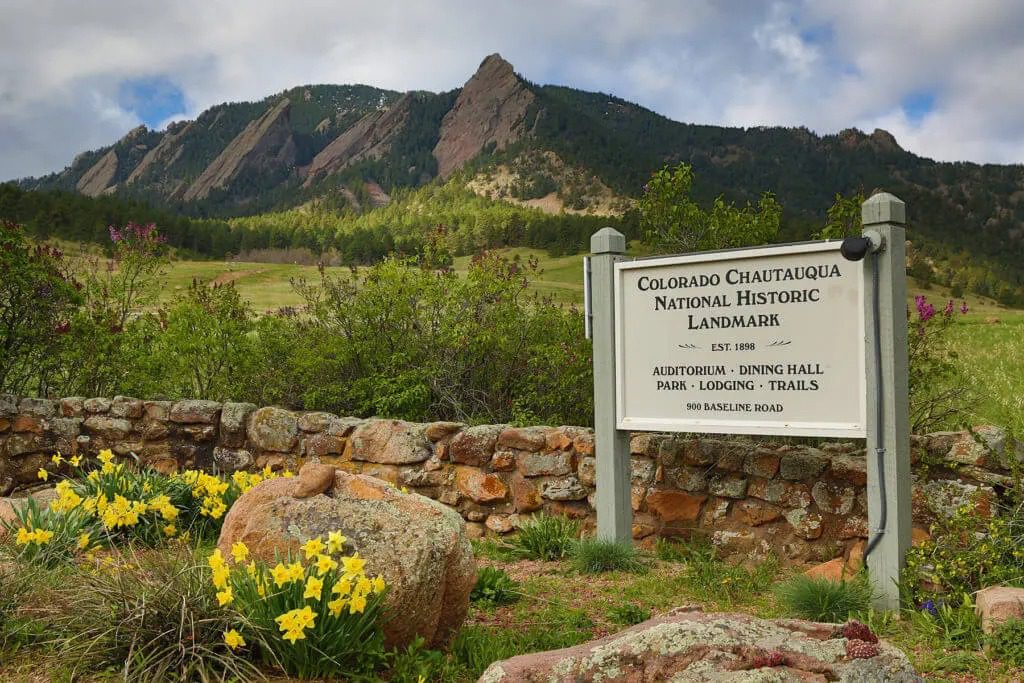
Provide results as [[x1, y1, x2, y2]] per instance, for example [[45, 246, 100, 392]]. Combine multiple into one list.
[[1, 0, 1022, 181]]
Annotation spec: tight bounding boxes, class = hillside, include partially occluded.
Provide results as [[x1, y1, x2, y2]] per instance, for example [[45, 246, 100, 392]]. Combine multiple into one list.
[[13, 53, 1024, 301]]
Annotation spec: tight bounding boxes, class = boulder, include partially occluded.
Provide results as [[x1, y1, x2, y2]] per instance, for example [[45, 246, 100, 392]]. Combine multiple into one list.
[[976, 586, 1024, 634], [349, 419, 431, 464], [246, 406, 298, 452], [217, 464, 475, 649], [478, 610, 921, 682]]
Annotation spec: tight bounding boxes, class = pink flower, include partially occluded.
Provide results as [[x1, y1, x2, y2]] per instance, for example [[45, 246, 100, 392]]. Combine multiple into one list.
[[944, 300, 954, 316], [960, 301, 969, 314]]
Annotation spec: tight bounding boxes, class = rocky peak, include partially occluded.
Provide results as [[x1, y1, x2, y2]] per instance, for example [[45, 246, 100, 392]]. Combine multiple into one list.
[[870, 128, 902, 152], [432, 53, 535, 179]]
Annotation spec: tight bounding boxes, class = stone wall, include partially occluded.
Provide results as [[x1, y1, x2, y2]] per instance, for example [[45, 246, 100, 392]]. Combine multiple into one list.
[[0, 394, 1011, 563]]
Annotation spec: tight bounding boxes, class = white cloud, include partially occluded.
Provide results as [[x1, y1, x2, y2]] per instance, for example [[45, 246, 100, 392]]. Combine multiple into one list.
[[1, 0, 1022, 181]]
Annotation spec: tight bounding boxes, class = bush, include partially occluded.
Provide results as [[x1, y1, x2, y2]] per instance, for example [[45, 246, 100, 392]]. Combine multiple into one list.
[[776, 574, 874, 623], [503, 514, 581, 561], [987, 618, 1024, 666], [570, 538, 647, 574], [52, 545, 260, 682], [470, 567, 520, 607], [214, 534, 388, 679], [0, 496, 94, 568], [606, 602, 651, 626], [908, 295, 973, 432], [909, 595, 984, 651]]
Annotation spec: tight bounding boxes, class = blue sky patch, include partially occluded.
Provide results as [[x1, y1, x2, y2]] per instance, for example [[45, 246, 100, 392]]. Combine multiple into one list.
[[901, 90, 936, 124], [117, 75, 186, 128]]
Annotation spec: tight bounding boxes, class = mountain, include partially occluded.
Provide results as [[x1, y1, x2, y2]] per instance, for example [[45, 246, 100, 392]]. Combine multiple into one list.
[[15, 53, 1024, 297]]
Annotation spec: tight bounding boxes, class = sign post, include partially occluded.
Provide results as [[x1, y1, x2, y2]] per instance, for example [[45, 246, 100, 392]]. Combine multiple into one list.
[[590, 227, 631, 542], [588, 192, 910, 608], [862, 193, 911, 611]]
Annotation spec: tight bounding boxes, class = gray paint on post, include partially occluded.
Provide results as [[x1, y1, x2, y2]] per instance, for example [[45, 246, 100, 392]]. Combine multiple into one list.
[[862, 192, 912, 611], [590, 227, 631, 541]]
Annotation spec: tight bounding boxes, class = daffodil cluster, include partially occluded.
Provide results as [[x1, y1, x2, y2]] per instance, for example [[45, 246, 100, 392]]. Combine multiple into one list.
[[208, 532, 387, 677]]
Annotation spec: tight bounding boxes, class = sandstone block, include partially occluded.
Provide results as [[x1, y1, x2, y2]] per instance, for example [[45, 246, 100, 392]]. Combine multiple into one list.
[[297, 411, 335, 433], [804, 557, 850, 582], [489, 449, 516, 471], [742, 449, 781, 478], [715, 445, 746, 472], [0, 394, 17, 417], [577, 456, 596, 486], [169, 399, 222, 424], [631, 457, 656, 484], [829, 454, 868, 486], [780, 449, 829, 480], [708, 474, 748, 499], [448, 424, 503, 466], [485, 514, 515, 534], [424, 421, 464, 442], [12, 415, 43, 434], [785, 508, 824, 540], [545, 426, 589, 451], [731, 499, 782, 526], [349, 419, 431, 464], [540, 476, 587, 501], [573, 431, 595, 455], [83, 415, 133, 440], [497, 426, 548, 452], [509, 473, 543, 513], [811, 481, 856, 515], [683, 440, 716, 466], [83, 397, 111, 413], [140, 420, 170, 441], [60, 397, 85, 417], [143, 400, 173, 420], [304, 432, 348, 458], [110, 396, 144, 419], [976, 586, 1024, 634], [455, 467, 507, 503], [213, 446, 253, 472], [220, 402, 256, 447], [18, 397, 57, 418], [645, 490, 706, 522], [673, 467, 708, 492], [247, 406, 299, 453], [516, 450, 572, 477]]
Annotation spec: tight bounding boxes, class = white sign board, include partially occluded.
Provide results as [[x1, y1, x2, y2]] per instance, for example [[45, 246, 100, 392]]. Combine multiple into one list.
[[615, 242, 866, 437]]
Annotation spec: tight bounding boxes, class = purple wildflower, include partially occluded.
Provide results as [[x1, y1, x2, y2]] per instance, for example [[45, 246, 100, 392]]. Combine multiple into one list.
[[108, 225, 122, 243], [960, 301, 969, 314], [944, 300, 955, 316]]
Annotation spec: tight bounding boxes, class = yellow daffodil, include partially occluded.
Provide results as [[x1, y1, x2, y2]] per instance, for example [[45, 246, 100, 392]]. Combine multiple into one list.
[[212, 565, 230, 589], [77, 532, 91, 550], [164, 524, 177, 537], [37, 468, 48, 481], [332, 578, 352, 596], [301, 537, 325, 559], [341, 554, 366, 577], [328, 597, 347, 617], [282, 470, 294, 478], [15, 527, 32, 546], [216, 587, 233, 606], [271, 563, 292, 588], [315, 554, 338, 576], [51, 453, 63, 465], [349, 594, 367, 614], [208, 549, 226, 571], [97, 449, 114, 464], [327, 531, 346, 554], [303, 575, 323, 601], [245, 561, 258, 578], [282, 628, 306, 644], [223, 629, 245, 650], [231, 541, 250, 563], [69, 454, 82, 467], [33, 529, 53, 545], [287, 561, 304, 582], [372, 575, 386, 593], [355, 577, 372, 596]]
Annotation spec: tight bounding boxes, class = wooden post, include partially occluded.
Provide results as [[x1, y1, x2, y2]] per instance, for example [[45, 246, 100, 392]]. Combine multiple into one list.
[[862, 192, 911, 610], [590, 227, 631, 542]]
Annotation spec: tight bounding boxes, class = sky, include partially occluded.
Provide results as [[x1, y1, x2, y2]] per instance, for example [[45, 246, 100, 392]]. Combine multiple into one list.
[[2, 0, 1023, 181]]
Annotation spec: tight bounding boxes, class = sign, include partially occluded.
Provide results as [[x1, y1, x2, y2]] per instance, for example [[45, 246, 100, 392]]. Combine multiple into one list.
[[614, 242, 866, 437]]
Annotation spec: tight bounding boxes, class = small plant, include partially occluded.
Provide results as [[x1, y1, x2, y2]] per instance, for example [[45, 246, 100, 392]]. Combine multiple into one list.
[[51, 544, 260, 682], [470, 567, 520, 607], [606, 602, 651, 626], [987, 617, 1024, 666], [776, 574, 874, 623], [502, 514, 580, 561], [908, 595, 984, 650], [570, 538, 647, 574], [0, 497, 95, 568], [654, 537, 689, 563], [216, 533, 388, 679], [0, 555, 32, 652]]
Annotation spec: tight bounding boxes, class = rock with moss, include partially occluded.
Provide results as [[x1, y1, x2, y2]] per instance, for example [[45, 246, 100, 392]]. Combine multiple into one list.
[[217, 463, 475, 649], [478, 608, 921, 682]]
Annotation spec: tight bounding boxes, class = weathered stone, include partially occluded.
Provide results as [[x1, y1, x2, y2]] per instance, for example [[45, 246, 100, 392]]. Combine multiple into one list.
[[708, 474, 748, 499], [645, 489, 706, 522], [711, 530, 756, 554], [478, 610, 921, 682], [743, 448, 781, 478], [349, 419, 430, 464], [292, 463, 337, 498], [631, 457, 656, 484], [18, 397, 57, 418], [805, 557, 851, 582], [449, 424, 504, 466], [731, 499, 782, 526], [812, 481, 856, 515], [140, 420, 170, 441], [180, 424, 216, 442], [780, 449, 830, 480], [399, 467, 452, 488], [325, 416, 363, 437], [485, 514, 514, 534], [110, 396, 144, 419], [12, 415, 43, 434], [455, 467, 508, 503], [0, 394, 18, 417], [540, 476, 587, 501], [682, 439, 716, 466], [976, 586, 1024, 634], [704, 497, 731, 522], [297, 411, 335, 433], [785, 508, 825, 540], [631, 512, 657, 539], [0, 418, 9, 433], [83, 397, 111, 414], [577, 457, 596, 486], [217, 470, 475, 649], [715, 445, 746, 472], [489, 449, 516, 471], [361, 463, 400, 485], [219, 402, 256, 447], [673, 466, 708, 492], [246, 406, 299, 453], [60, 397, 85, 417], [83, 415, 133, 440], [497, 426, 548, 452], [143, 400, 173, 421], [304, 432, 348, 458], [169, 399, 222, 424], [830, 454, 868, 486], [839, 516, 868, 539], [515, 450, 572, 477], [573, 431, 594, 455], [920, 479, 995, 519], [212, 446, 253, 472], [424, 421, 464, 442], [545, 426, 589, 451]]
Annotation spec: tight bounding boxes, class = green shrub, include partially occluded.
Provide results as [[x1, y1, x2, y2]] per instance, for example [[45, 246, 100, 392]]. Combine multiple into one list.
[[606, 602, 651, 626], [0, 497, 95, 568], [776, 574, 874, 623], [909, 596, 984, 650], [52, 545, 260, 683], [987, 618, 1024, 666], [503, 514, 581, 561], [570, 538, 647, 574], [470, 567, 520, 607]]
